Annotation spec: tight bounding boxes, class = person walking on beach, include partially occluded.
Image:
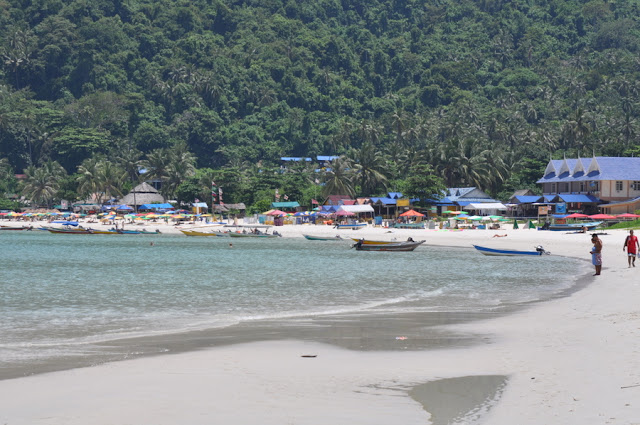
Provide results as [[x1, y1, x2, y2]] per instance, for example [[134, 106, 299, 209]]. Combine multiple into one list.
[[591, 234, 603, 276], [623, 229, 639, 267]]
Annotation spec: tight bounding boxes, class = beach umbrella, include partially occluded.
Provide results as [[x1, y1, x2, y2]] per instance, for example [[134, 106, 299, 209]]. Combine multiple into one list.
[[468, 215, 482, 221], [617, 213, 640, 218], [588, 213, 617, 220], [267, 209, 287, 216], [513, 219, 519, 229], [564, 213, 589, 219], [399, 209, 425, 217], [528, 220, 536, 229]]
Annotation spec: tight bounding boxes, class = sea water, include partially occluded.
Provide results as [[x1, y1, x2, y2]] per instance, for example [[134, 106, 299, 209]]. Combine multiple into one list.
[[0, 231, 585, 378]]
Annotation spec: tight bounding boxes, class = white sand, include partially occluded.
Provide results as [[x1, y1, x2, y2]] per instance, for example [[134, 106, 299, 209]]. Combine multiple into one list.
[[2, 220, 640, 424]]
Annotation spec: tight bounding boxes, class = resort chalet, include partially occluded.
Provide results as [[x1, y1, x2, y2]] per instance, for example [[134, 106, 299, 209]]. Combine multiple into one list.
[[536, 157, 640, 214]]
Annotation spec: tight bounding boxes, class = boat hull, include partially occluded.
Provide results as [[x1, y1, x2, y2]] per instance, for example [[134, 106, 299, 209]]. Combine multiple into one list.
[[228, 232, 279, 238], [303, 234, 344, 241], [181, 230, 219, 236], [547, 221, 601, 231], [354, 240, 425, 251], [336, 224, 367, 230], [472, 245, 543, 256]]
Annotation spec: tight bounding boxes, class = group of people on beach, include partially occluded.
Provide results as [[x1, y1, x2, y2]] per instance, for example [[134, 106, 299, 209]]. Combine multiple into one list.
[[590, 229, 640, 276]]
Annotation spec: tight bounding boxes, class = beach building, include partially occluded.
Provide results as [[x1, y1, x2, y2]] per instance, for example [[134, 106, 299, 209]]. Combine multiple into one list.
[[429, 187, 503, 215], [271, 201, 300, 212], [536, 156, 640, 214], [119, 182, 166, 210]]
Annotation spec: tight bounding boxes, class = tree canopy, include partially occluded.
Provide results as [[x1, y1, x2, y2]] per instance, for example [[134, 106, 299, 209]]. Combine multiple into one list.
[[2, 0, 640, 207]]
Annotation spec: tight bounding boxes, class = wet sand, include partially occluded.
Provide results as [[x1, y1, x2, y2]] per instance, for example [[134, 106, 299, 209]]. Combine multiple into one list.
[[1, 220, 639, 424]]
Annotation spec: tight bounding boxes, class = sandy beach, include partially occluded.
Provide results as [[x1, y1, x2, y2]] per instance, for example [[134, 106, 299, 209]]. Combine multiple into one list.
[[2, 219, 640, 424]]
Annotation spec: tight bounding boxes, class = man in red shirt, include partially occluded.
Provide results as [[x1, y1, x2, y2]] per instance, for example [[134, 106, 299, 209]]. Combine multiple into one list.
[[623, 229, 640, 267]]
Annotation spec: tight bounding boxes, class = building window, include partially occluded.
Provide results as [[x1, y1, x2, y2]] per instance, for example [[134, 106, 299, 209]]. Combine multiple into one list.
[[551, 183, 556, 193], [579, 182, 584, 192], [633, 181, 640, 191], [616, 181, 623, 191]]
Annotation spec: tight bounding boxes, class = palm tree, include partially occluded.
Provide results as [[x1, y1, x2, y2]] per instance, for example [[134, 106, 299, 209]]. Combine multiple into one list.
[[322, 156, 355, 198], [141, 148, 171, 184], [96, 161, 127, 202], [21, 161, 66, 207], [348, 141, 388, 195], [76, 156, 103, 202]]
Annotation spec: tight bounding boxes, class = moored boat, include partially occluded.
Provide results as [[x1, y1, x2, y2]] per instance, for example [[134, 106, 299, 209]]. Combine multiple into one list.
[[352, 239, 425, 251], [180, 229, 219, 236], [472, 244, 549, 256], [546, 221, 601, 231], [0, 225, 30, 230], [335, 223, 367, 230], [228, 232, 280, 238], [349, 238, 396, 245], [303, 234, 344, 241]]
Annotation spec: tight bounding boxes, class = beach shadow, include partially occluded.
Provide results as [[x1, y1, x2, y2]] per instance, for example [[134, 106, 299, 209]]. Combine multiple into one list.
[[409, 375, 508, 425]]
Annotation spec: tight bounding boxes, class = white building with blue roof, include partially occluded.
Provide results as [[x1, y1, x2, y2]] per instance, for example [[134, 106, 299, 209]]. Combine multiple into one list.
[[537, 157, 640, 213]]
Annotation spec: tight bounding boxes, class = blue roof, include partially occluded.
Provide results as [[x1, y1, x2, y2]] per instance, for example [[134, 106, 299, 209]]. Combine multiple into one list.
[[513, 196, 543, 203], [370, 197, 397, 205], [553, 194, 600, 203], [387, 192, 403, 199], [192, 202, 208, 208], [537, 157, 640, 183], [317, 156, 340, 161], [281, 157, 312, 162], [139, 203, 174, 210]]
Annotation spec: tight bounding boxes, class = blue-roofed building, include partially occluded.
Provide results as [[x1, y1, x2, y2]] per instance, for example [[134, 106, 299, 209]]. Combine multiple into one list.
[[537, 157, 640, 213]]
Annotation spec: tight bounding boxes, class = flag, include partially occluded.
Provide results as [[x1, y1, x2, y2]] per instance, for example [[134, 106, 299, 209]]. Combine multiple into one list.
[[275, 189, 280, 200], [218, 187, 223, 202], [211, 181, 217, 200], [283, 194, 289, 200], [312, 199, 318, 205]]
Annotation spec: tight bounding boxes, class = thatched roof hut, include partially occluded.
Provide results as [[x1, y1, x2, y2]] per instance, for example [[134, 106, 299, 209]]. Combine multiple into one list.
[[120, 182, 165, 206]]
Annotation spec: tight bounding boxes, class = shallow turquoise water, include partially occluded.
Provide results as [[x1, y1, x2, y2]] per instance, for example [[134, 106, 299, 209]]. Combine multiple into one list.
[[0, 231, 584, 373]]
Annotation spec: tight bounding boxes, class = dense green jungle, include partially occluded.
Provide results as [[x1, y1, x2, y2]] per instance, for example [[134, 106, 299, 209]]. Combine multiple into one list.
[[1, 0, 640, 210]]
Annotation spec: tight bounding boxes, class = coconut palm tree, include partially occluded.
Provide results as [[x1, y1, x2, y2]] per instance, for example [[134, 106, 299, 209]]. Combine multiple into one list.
[[21, 160, 66, 207], [96, 161, 127, 202], [348, 141, 388, 195], [76, 156, 104, 201], [322, 156, 355, 198]]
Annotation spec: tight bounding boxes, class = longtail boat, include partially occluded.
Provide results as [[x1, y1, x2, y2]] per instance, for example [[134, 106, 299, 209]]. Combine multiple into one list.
[[472, 244, 549, 256], [352, 239, 425, 251]]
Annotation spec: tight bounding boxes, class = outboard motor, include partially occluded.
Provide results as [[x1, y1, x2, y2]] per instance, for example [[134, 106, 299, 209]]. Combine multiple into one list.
[[535, 245, 549, 255]]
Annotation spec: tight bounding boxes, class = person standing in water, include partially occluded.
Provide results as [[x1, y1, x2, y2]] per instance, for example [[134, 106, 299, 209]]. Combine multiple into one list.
[[623, 229, 639, 267], [591, 234, 603, 276]]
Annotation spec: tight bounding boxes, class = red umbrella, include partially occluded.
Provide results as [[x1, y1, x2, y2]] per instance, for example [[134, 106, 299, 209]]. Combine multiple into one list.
[[564, 213, 589, 219], [335, 209, 355, 216], [588, 213, 617, 220], [617, 213, 640, 218], [267, 210, 287, 216], [399, 209, 425, 217]]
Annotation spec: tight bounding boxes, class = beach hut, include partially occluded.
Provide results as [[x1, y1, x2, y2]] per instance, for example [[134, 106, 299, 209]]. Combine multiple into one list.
[[119, 183, 166, 210]]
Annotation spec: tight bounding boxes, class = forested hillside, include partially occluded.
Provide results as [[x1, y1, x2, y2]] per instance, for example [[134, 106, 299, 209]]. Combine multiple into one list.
[[2, 0, 640, 209]]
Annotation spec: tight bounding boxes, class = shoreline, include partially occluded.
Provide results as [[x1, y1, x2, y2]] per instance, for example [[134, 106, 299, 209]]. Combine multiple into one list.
[[2, 221, 639, 424]]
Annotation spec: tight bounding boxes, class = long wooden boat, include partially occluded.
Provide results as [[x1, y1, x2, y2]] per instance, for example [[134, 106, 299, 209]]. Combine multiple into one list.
[[546, 221, 601, 231], [228, 232, 281, 238], [180, 229, 219, 237], [472, 244, 549, 256], [353, 240, 425, 251], [350, 238, 396, 245], [46, 227, 94, 234], [335, 223, 367, 230], [0, 225, 30, 230], [303, 234, 344, 241]]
